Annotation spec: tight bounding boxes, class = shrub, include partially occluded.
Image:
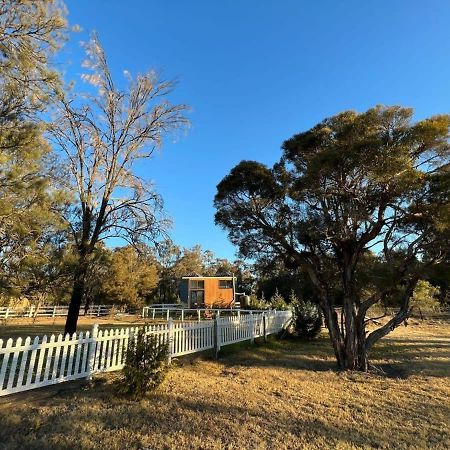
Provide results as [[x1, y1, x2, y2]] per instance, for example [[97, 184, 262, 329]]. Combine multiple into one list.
[[411, 280, 441, 312], [120, 329, 169, 398], [248, 293, 270, 310], [291, 295, 322, 339], [269, 289, 289, 310]]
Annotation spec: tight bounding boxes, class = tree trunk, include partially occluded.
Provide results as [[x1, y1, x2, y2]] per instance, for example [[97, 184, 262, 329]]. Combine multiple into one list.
[[64, 260, 88, 335], [321, 303, 345, 369], [321, 302, 370, 372], [357, 326, 369, 372]]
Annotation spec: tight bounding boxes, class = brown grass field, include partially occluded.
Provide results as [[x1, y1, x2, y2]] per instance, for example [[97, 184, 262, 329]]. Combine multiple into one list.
[[0, 321, 449, 450], [0, 315, 148, 340]]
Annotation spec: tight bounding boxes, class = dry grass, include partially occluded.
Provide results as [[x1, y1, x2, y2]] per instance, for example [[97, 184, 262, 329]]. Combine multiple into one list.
[[0, 322, 449, 450], [0, 316, 148, 340]]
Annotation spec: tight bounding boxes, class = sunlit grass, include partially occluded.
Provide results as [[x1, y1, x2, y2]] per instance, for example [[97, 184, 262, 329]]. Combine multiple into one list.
[[0, 316, 148, 340], [0, 322, 449, 449]]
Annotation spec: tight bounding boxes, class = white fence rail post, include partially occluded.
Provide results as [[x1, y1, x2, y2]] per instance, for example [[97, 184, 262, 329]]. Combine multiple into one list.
[[167, 318, 174, 364], [214, 311, 221, 359], [87, 323, 99, 380]]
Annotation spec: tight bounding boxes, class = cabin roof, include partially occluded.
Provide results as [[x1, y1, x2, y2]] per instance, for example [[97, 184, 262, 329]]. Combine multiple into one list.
[[181, 276, 235, 280]]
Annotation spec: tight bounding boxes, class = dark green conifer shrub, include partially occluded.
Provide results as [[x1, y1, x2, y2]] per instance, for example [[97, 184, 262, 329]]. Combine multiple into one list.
[[121, 330, 169, 397], [292, 297, 322, 339]]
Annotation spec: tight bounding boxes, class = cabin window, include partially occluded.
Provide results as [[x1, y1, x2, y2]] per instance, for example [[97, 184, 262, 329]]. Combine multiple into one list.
[[219, 279, 233, 289], [190, 280, 204, 289], [190, 290, 204, 306]]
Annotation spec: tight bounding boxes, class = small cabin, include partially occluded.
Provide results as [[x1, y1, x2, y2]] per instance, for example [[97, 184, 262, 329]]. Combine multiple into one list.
[[179, 276, 236, 308]]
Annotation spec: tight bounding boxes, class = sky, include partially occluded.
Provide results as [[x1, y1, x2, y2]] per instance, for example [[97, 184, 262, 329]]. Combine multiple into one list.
[[61, 0, 450, 260]]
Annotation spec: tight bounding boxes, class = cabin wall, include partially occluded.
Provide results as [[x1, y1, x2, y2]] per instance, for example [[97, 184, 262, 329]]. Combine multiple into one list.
[[204, 279, 233, 307], [181, 278, 235, 308], [179, 279, 189, 303]]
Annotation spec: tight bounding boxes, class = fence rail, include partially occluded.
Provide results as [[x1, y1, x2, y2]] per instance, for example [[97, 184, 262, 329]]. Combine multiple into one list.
[[0, 304, 115, 319], [0, 310, 292, 397], [142, 306, 267, 322]]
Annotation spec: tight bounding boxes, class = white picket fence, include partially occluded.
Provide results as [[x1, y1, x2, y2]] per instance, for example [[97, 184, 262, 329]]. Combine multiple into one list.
[[142, 306, 258, 322], [0, 304, 114, 319], [0, 310, 292, 397]]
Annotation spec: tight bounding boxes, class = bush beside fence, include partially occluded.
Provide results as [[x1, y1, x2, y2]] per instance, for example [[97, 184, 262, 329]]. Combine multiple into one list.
[[0, 310, 292, 397]]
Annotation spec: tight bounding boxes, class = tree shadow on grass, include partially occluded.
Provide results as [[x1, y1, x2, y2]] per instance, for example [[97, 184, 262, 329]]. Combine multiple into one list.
[[217, 332, 450, 379], [0, 381, 448, 450], [218, 336, 338, 372]]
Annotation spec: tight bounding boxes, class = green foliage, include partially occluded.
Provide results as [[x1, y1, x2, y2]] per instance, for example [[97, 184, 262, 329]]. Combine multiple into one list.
[[255, 263, 316, 305], [411, 280, 441, 312], [215, 105, 450, 369], [100, 246, 159, 309], [0, 0, 67, 115], [0, 0, 68, 302], [120, 330, 169, 398], [248, 293, 270, 310], [269, 289, 289, 310], [291, 294, 322, 339]]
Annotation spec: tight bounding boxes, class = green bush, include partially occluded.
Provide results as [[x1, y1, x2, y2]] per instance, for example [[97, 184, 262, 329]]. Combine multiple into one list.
[[292, 297, 322, 339], [120, 329, 169, 398], [411, 280, 441, 312], [269, 289, 289, 310], [248, 293, 270, 310]]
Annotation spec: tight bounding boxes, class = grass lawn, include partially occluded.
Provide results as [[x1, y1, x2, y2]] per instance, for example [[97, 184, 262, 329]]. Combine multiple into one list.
[[0, 322, 449, 449], [0, 316, 148, 340]]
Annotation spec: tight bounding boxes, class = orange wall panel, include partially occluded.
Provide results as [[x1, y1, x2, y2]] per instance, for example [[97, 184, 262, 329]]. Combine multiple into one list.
[[204, 278, 233, 307]]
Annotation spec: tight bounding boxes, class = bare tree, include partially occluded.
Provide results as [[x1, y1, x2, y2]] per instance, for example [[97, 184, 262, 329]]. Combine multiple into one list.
[[50, 34, 189, 334]]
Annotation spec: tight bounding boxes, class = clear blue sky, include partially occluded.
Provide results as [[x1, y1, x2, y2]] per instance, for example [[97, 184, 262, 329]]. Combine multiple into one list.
[[62, 0, 450, 260]]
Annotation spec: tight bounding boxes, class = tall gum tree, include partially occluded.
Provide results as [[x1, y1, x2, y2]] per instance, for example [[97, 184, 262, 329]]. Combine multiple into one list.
[[214, 106, 450, 371], [50, 35, 189, 334]]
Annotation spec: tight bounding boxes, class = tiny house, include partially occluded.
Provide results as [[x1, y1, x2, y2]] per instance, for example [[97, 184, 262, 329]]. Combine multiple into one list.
[[179, 276, 236, 308]]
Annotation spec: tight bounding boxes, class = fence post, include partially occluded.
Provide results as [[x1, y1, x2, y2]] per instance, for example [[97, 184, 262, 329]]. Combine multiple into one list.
[[87, 323, 99, 380], [197, 309, 201, 322], [167, 317, 174, 364], [213, 311, 221, 359], [97, 305, 101, 317], [181, 309, 184, 322], [52, 305, 57, 318], [166, 309, 170, 321], [28, 306, 33, 318], [152, 308, 155, 320], [263, 312, 267, 342], [249, 311, 254, 344]]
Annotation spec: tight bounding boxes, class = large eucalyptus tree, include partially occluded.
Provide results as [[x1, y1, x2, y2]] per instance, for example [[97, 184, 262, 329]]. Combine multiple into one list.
[[215, 106, 450, 371]]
